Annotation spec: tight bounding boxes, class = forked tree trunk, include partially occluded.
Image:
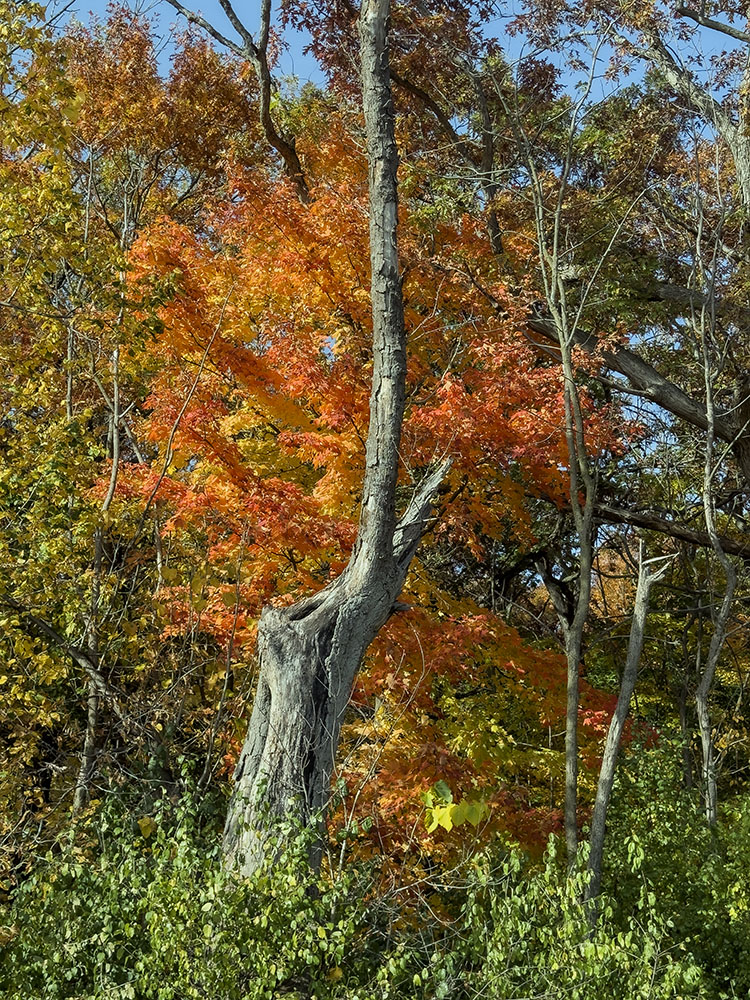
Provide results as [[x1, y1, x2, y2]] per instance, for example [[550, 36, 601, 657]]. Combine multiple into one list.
[[695, 558, 736, 828], [222, 0, 447, 876]]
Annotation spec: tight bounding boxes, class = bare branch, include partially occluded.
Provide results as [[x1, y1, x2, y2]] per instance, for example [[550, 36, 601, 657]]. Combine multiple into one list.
[[390, 69, 472, 162], [628, 27, 735, 137], [164, 0, 309, 202], [217, 0, 257, 53], [257, 0, 271, 51], [587, 541, 673, 906], [675, 6, 750, 45], [390, 67, 503, 255], [393, 459, 451, 568], [593, 503, 749, 557], [607, 21, 750, 208], [163, 0, 244, 56], [526, 314, 739, 445]]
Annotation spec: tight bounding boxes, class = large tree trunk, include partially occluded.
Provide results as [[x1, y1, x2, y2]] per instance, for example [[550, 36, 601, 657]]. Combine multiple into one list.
[[222, 470, 445, 874], [222, 0, 447, 876], [223, 576, 395, 872]]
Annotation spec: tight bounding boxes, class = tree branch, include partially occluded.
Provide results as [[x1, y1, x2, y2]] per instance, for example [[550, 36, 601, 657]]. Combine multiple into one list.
[[163, 0, 309, 202], [2, 597, 128, 722], [608, 21, 750, 208], [393, 459, 451, 568], [526, 313, 739, 445], [593, 503, 749, 557], [390, 68, 504, 256], [217, 0, 257, 53], [163, 0, 243, 56], [675, 6, 750, 45], [627, 27, 735, 138], [390, 69, 473, 162]]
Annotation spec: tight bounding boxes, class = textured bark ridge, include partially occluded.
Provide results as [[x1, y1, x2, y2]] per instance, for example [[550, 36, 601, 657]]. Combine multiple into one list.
[[222, 0, 448, 876], [222, 466, 446, 874]]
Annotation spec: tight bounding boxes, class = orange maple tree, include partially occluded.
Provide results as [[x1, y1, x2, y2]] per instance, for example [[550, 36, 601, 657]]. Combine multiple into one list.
[[121, 88, 625, 854]]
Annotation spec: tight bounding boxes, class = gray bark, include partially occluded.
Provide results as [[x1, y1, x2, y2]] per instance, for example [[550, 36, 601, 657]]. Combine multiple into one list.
[[590, 503, 749, 558], [538, 537, 591, 864], [635, 27, 750, 210], [69, 325, 98, 817], [695, 331, 738, 827], [586, 549, 672, 905], [222, 0, 448, 876], [679, 611, 696, 792], [72, 680, 98, 814], [695, 572, 735, 827], [564, 622, 583, 862]]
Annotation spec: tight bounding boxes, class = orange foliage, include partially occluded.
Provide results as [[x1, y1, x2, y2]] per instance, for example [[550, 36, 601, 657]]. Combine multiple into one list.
[[118, 60, 628, 858]]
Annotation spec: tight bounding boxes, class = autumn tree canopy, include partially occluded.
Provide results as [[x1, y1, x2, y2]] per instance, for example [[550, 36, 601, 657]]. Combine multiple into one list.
[[2, 1, 750, 995]]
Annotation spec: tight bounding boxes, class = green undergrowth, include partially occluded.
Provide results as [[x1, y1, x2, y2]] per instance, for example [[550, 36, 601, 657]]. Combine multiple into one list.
[[1, 761, 748, 999]]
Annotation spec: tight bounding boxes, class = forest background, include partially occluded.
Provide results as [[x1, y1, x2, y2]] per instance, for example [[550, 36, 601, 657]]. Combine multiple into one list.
[[1, 0, 750, 997]]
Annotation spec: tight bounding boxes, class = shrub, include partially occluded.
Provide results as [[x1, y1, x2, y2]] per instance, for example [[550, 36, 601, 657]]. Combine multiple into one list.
[[0, 785, 718, 999]]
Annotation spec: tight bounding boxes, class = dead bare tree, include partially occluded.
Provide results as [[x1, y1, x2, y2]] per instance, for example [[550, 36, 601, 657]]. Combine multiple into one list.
[[500, 41, 613, 864], [154, 0, 450, 875], [690, 168, 739, 827], [586, 544, 673, 906]]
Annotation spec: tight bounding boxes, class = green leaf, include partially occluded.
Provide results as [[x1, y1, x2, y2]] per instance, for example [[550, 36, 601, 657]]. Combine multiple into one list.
[[450, 800, 469, 827], [465, 801, 487, 828], [435, 804, 454, 832], [433, 780, 453, 804]]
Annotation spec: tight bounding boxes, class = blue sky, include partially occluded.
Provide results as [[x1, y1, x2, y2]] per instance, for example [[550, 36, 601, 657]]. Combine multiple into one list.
[[52, 0, 545, 85], [51, 0, 621, 111], [51, 0, 731, 106], [54, 0, 325, 81]]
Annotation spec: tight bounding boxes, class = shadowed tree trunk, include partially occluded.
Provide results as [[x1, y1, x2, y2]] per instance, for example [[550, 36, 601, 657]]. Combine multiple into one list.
[[222, 0, 447, 877]]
